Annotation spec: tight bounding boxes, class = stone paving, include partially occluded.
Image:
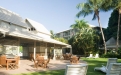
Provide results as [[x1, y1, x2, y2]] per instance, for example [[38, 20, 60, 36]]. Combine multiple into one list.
[[0, 58, 87, 75]]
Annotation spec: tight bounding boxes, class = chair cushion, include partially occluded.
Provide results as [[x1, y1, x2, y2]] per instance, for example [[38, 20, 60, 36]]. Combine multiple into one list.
[[100, 66, 106, 73]]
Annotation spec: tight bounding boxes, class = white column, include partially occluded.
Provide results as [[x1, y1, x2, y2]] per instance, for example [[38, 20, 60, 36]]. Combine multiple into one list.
[[44, 43, 47, 59], [33, 41, 36, 59], [60, 47, 63, 59], [53, 44, 56, 60], [17, 38, 20, 56], [70, 47, 72, 54]]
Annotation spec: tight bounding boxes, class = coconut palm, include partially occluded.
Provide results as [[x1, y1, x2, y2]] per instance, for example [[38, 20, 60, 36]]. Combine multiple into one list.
[[115, 1, 121, 52], [76, 0, 113, 54], [70, 19, 97, 55], [70, 19, 89, 30]]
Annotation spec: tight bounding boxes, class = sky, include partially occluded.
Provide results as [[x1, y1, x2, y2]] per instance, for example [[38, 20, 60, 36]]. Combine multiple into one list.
[[0, 0, 113, 33]]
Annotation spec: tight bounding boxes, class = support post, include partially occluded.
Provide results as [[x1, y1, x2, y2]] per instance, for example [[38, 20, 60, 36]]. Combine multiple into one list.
[[70, 47, 72, 54], [53, 44, 56, 60], [45, 43, 47, 59], [33, 41, 36, 59], [17, 38, 20, 56]]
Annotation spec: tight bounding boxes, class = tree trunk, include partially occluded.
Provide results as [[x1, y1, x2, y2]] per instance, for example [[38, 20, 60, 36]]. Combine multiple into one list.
[[97, 14, 107, 54], [116, 8, 121, 53]]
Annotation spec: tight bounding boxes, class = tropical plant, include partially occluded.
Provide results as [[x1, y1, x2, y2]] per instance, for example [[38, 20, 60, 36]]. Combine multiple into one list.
[[76, 0, 113, 54], [70, 19, 89, 29], [50, 30, 68, 43], [50, 30, 56, 39], [69, 19, 98, 55], [76, 28, 97, 55], [55, 37, 68, 44]]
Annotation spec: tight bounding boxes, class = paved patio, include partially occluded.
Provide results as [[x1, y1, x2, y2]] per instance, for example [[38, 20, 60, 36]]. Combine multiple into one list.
[[0, 58, 87, 75]]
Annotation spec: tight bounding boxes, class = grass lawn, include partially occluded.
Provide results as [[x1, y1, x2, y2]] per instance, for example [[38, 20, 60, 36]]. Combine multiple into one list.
[[13, 58, 121, 75]]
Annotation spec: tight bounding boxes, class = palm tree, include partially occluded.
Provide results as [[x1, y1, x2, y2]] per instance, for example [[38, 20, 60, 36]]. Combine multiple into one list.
[[70, 19, 89, 29], [70, 19, 97, 55], [76, 0, 113, 54], [115, 1, 121, 53]]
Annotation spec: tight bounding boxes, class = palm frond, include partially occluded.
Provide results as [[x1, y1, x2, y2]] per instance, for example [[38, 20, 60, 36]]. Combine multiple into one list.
[[76, 2, 93, 18], [115, 2, 121, 10]]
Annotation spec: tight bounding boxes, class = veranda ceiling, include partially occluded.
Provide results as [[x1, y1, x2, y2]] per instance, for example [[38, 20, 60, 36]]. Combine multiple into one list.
[[0, 32, 69, 48]]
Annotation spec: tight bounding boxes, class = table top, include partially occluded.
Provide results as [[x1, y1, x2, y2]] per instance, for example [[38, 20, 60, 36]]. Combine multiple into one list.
[[6, 58, 16, 60]]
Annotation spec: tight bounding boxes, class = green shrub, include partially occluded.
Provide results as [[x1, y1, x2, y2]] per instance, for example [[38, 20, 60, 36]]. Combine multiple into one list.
[[101, 52, 120, 58]]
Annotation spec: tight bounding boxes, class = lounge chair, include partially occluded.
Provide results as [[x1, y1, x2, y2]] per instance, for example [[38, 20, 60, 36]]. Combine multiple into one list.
[[86, 54, 93, 58], [65, 64, 88, 75], [93, 54, 99, 59], [94, 58, 117, 73], [106, 63, 121, 75]]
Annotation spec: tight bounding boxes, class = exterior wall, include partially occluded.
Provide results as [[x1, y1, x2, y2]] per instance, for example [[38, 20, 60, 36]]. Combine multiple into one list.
[[23, 47, 29, 57], [56, 29, 78, 40], [24, 46, 50, 57], [0, 45, 19, 55]]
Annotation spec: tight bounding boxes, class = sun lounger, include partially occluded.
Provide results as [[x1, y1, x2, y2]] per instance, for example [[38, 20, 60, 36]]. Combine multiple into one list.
[[86, 54, 93, 58], [94, 58, 117, 73], [106, 63, 121, 75], [93, 54, 99, 58]]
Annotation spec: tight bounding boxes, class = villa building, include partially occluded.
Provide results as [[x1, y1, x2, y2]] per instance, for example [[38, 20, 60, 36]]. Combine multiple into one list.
[[55, 24, 98, 40], [55, 28, 78, 40], [0, 7, 71, 60]]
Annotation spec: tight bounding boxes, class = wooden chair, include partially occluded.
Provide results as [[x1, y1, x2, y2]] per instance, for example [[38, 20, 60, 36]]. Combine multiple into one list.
[[65, 64, 88, 75], [44, 58, 50, 68], [56, 55, 61, 60], [36, 54, 40, 58], [33, 58, 37, 68], [7, 56, 20, 70], [15, 56, 20, 69], [63, 54, 66, 60], [35, 56, 44, 69], [66, 53, 72, 60], [29, 53, 33, 61], [0, 55, 7, 68], [78, 56, 81, 61], [70, 56, 79, 64]]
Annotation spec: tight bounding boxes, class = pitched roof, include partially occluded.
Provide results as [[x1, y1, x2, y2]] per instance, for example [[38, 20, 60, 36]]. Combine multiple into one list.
[[106, 37, 121, 45], [0, 7, 28, 27], [105, 37, 121, 49], [106, 37, 116, 45], [26, 18, 50, 35], [0, 7, 71, 47]]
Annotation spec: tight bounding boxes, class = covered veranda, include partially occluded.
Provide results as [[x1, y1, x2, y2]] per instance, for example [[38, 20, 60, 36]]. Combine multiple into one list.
[[0, 29, 72, 60]]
